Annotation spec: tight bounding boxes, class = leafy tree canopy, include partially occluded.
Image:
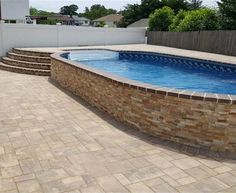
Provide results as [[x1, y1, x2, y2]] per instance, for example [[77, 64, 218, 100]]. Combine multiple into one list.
[[121, 0, 202, 27], [169, 10, 188, 31], [60, 4, 79, 17], [79, 4, 117, 20], [149, 6, 175, 31], [188, 0, 203, 10], [172, 8, 219, 31], [217, 0, 236, 29], [30, 7, 55, 16]]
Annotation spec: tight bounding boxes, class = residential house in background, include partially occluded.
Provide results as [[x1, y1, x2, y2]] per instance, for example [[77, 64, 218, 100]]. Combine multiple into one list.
[[0, 0, 29, 23], [93, 14, 123, 28], [30, 14, 73, 25], [72, 16, 90, 26], [30, 15, 91, 26], [128, 18, 149, 28]]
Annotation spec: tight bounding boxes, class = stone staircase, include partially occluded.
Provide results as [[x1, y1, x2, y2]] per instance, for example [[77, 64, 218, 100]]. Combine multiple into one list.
[[0, 48, 52, 76]]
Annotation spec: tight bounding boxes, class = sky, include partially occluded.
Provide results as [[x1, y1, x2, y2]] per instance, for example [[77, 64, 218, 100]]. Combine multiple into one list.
[[29, 0, 218, 13]]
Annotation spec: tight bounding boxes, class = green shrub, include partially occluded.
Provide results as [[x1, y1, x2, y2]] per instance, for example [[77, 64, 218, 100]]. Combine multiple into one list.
[[169, 10, 188, 31], [176, 9, 219, 31], [96, 21, 106, 27], [149, 6, 175, 31]]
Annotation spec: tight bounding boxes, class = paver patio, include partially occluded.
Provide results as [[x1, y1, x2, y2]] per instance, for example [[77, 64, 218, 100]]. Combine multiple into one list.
[[0, 69, 236, 193]]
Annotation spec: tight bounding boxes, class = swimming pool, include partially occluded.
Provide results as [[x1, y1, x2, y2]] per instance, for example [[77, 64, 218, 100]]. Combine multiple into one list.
[[51, 49, 236, 157], [67, 50, 236, 95]]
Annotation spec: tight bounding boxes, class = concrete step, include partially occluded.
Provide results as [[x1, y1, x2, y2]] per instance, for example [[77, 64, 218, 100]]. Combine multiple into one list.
[[13, 48, 52, 57], [2, 57, 51, 70], [7, 52, 51, 63], [0, 62, 50, 76]]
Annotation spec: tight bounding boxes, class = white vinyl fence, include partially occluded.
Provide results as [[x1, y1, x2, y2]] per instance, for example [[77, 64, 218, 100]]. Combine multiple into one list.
[[0, 23, 146, 56]]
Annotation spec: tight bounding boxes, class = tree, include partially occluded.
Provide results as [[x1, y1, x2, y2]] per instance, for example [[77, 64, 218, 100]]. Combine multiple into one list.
[[188, 0, 203, 10], [30, 7, 38, 15], [121, 4, 143, 26], [121, 0, 191, 27], [60, 4, 79, 17], [80, 4, 117, 20], [139, 0, 163, 18], [149, 6, 175, 31], [176, 9, 219, 31], [162, 0, 189, 13], [30, 7, 55, 16], [217, 0, 236, 30]]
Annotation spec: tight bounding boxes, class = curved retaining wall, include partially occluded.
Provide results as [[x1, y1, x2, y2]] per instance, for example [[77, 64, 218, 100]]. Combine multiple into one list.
[[51, 51, 236, 156]]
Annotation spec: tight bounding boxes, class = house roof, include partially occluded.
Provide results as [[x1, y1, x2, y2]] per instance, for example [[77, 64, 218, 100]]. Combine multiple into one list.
[[49, 15, 73, 21], [72, 16, 90, 21], [128, 18, 149, 28], [93, 14, 123, 22]]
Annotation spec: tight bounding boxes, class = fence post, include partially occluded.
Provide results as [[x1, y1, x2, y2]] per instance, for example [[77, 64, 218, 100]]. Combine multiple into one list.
[[0, 20, 6, 57], [56, 23, 61, 47]]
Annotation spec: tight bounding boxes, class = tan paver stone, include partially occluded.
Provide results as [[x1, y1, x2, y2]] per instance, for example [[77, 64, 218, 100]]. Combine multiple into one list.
[[160, 175, 181, 187], [214, 165, 232, 174], [172, 157, 201, 170], [19, 158, 42, 174], [144, 177, 165, 188], [162, 166, 188, 180], [0, 154, 18, 167], [199, 159, 223, 168], [36, 151, 54, 161], [17, 179, 42, 193], [114, 173, 131, 185], [216, 172, 236, 186], [1, 165, 23, 178], [146, 154, 174, 169], [36, 168, 69, 184], [105, 160, 135, 173], [218, 186, 236, 193], [82, 162, 110, 177], [80, 186, 105, 193], [185, 166, 212, 180], [40, 160, 52, 171], [67, 153, 96, 165], [127, 182, 155, 193], [125, 166, 165, 183], [61, 176, 87, 189], [199, 165, 218, 176], [1, 190, 19, 193], [177, 176, 197, 185], [14, 173, 36, 182], [11, 137, 29, 148], [128, 157, 153, 168], [0, 178, 16, 192], [177, 183, 203, 193], [192, 177, 229, 193], [0, 146, 5, 155], [8, 131, 23, 139], [41, 180, 67, 193], [148, 182, 179, 193], [81, 175, 97, 186], [67, 190, 81, 193], [97, 176, 129, 193]]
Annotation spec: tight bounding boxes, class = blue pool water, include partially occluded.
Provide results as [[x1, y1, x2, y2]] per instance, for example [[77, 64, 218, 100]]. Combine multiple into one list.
[[67, 50, 236, 95]]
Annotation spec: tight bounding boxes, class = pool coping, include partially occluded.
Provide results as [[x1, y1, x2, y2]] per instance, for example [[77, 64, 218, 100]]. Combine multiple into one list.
[[51, 49, 236, 105]]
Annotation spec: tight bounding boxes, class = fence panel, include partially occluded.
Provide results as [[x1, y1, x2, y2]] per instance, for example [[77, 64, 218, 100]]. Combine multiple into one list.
[[0, 23, 146, 57], [147, 31, 236, 56]]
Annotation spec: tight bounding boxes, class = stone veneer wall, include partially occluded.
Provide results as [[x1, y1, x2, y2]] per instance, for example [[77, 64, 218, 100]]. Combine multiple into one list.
[[51, 56, 236, 154]]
